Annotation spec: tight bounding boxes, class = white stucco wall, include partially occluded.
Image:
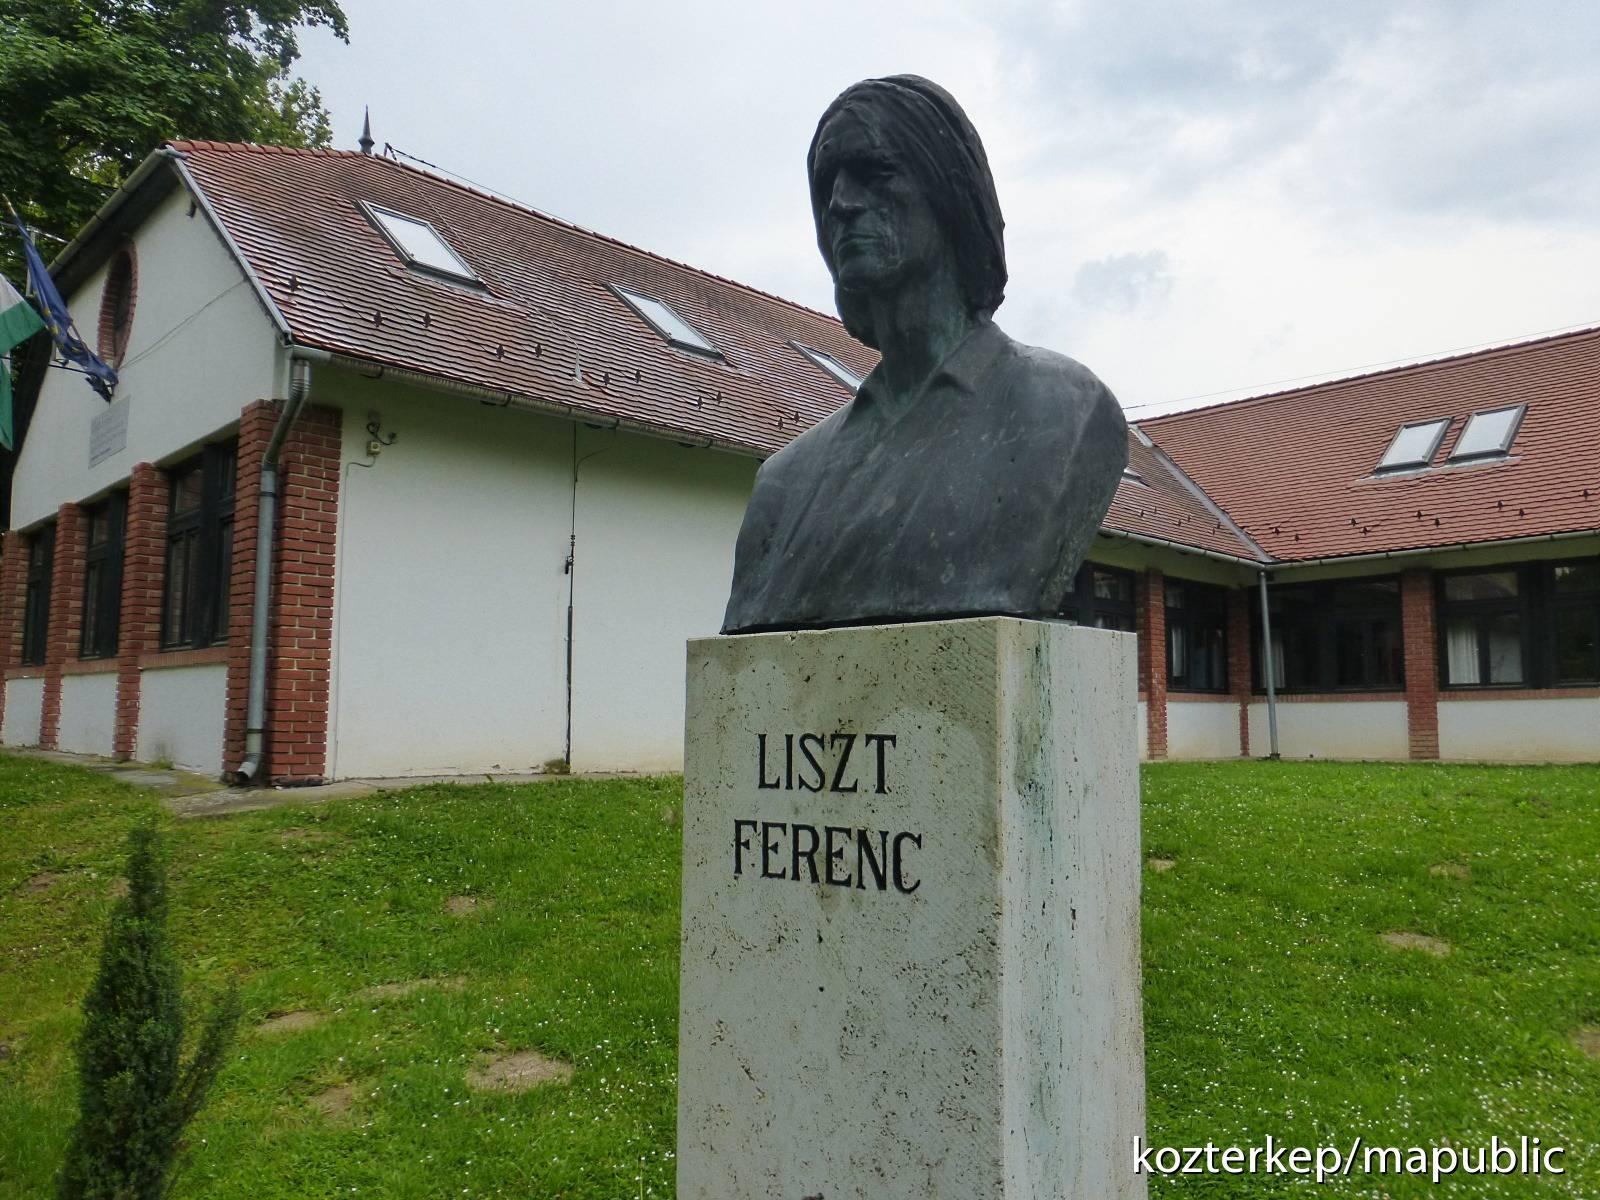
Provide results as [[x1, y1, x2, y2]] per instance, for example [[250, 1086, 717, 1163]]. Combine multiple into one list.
[[11, 184, 278, 528], [569, 434, 757, 773], [1438, 698, 1600, 762], [57, 672, 118, 756], [2, 677, 45, 746], [325, 372, 758, 777], [1167, 699, 1241, 759], [1247, 700, 1409, 760], [136, 664, 226, 776]]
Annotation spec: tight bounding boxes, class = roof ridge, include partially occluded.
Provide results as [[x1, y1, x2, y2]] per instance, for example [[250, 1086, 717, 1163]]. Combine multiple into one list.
[[166, 139, 371, 159], [1140, 321, 1600, 428], [175, 138, 850, 331]]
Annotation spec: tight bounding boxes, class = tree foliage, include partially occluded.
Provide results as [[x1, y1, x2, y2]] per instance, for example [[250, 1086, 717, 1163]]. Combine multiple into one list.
[[57, 825, 241, 1200], [0, 0, 348, 279]]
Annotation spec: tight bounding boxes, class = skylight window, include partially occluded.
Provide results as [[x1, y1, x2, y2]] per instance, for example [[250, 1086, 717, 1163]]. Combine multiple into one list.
[[792, 342, 862, 392], [1449, 405, 1524, 461], [363, 203, 479, 282], [1376, 418, 1449, 472], [614, 288, 719, 356]]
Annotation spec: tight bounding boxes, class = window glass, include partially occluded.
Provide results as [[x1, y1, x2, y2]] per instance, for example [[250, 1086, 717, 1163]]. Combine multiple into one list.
[[794, 343, 862, 392], [616, 288, 719, 355], [1444, 571, 1518, 602], [161, 443, 237, 649], [1450, 406, 1522, 459], [171, 466, 203, 516], [1554, 607, 1599, 683], [1486, 612, 1523, 683], [1553, 561, 1600, 593], [1254, 577, 1403, 691], [1377, 419, 1448, 470], [368, 206, 478, 280], [1093, 568, 1132, 604]]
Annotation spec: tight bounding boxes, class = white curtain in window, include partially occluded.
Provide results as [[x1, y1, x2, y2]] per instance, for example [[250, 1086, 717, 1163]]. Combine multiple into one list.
[[1169, 625, 1186, 680], [1445, 619, 1479, 684], [1269, 630, 1285, 689]]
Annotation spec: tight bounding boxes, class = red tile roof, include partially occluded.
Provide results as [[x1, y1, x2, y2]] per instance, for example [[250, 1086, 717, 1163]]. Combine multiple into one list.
[[1104, 433, 1266, 562], [171, 141, 872, 456], [1139, 326, 1600, 561], [165, 142, 1598, 568], [172, 142, 1252, 560]]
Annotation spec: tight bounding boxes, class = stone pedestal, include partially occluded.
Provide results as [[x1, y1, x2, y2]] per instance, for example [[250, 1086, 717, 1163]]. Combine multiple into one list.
[[679, 617, 1145, 1200]]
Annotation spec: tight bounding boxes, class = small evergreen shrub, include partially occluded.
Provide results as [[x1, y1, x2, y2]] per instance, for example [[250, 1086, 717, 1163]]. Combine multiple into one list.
[[57, 825, 240, 1200]]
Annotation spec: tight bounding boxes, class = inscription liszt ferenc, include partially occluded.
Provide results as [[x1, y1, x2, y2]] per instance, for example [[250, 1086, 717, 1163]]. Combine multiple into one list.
[[734, 732, 921, 894]]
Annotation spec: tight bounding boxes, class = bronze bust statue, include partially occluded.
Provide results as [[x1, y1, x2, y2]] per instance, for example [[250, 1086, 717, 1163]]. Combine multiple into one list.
[[722, 74, 1127, 634]]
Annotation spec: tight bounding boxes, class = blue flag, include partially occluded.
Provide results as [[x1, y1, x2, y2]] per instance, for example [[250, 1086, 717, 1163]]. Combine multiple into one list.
[[10, 209, 117, 400]]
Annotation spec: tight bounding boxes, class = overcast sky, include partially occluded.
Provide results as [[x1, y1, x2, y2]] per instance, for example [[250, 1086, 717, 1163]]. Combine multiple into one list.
[[296, 0, 1600, 416]]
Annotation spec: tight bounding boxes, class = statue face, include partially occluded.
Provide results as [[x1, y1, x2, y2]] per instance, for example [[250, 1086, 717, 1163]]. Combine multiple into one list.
[[811, 109, 948, 298]]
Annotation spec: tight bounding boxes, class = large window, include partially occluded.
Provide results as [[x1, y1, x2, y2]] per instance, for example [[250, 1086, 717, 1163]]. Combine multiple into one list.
[[1056, 563, 1136, 631], [161, 443, 236, 649], [80, 494, 126, 659], [1440, 558, 1600, 688], [21, 524, 54, 666], [1254, 577, 1404, 692], [1166, 580, 1228, 692]]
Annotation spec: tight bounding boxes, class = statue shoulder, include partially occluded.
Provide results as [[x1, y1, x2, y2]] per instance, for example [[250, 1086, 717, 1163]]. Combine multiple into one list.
[[996, 330, 1126, 433], [753, 403, 849, 484]]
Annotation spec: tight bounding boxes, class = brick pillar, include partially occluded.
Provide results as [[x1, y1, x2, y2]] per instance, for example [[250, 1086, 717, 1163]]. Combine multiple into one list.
[[1226, 585, 1253, 757], [0, 529, 27, 731], [1401, 568, 1439, 760], [40, 503, 86, 748], [114, 464, 166, 760], [1138, 568, 1167, 759], [226, 401, 341, 785], [225, 402, 276, 776]]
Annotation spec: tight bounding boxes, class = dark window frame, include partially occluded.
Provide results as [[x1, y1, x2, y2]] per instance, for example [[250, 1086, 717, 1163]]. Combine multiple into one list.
[[1438, 557, 1600, 689], [1166, 579, 1230, 693], [1252, 576, 1405, 694], [1055, 562, 1137, 632], [79, 493, 127, 659], [1549, 559, 1600, 685], [160, 442, 236, 650], [21, 524, 55, 666]]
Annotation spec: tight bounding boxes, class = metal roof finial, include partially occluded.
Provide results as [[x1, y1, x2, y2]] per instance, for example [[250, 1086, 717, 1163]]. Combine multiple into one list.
[[359, 108, 375, 156]]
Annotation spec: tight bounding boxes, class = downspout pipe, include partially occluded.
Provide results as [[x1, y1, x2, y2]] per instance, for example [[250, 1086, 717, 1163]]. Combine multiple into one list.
[[235, 356, 313, 784], [1257, 570, 1281, 759]]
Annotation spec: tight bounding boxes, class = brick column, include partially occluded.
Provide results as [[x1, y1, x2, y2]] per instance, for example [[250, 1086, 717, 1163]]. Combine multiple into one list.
[[39, 503, 86, 748], [225, 402, 276, 776], [226, 401, 341, 785], [114, 464, 166, 760], [0, 529, 27, 731], [1138, 568, 1167, 759], [1401, 568, 1439, 760], [1226, 585, 1253, 757]]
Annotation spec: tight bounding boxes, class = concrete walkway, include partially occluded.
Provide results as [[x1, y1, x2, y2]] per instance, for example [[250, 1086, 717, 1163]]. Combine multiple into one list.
[[5, 747, 621, 817]]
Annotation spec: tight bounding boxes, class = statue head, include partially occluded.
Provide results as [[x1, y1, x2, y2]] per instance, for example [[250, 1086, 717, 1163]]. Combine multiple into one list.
[[807, 75, 1008, 348]]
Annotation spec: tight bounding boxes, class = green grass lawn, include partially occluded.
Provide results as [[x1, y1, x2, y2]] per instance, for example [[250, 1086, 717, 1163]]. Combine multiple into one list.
[[1, 755, 1597, 1197]]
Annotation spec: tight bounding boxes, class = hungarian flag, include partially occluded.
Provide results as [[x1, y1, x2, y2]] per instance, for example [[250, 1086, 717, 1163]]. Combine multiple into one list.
[[0, 273, 45, 451]]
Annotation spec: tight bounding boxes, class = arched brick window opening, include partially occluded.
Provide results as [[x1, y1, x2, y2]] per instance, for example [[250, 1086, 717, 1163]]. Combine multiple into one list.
[[98, 245, 137, 368]]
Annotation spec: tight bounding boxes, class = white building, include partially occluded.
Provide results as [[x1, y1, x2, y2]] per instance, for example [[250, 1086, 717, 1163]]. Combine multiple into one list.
[[1, 141, 1595, 779]]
